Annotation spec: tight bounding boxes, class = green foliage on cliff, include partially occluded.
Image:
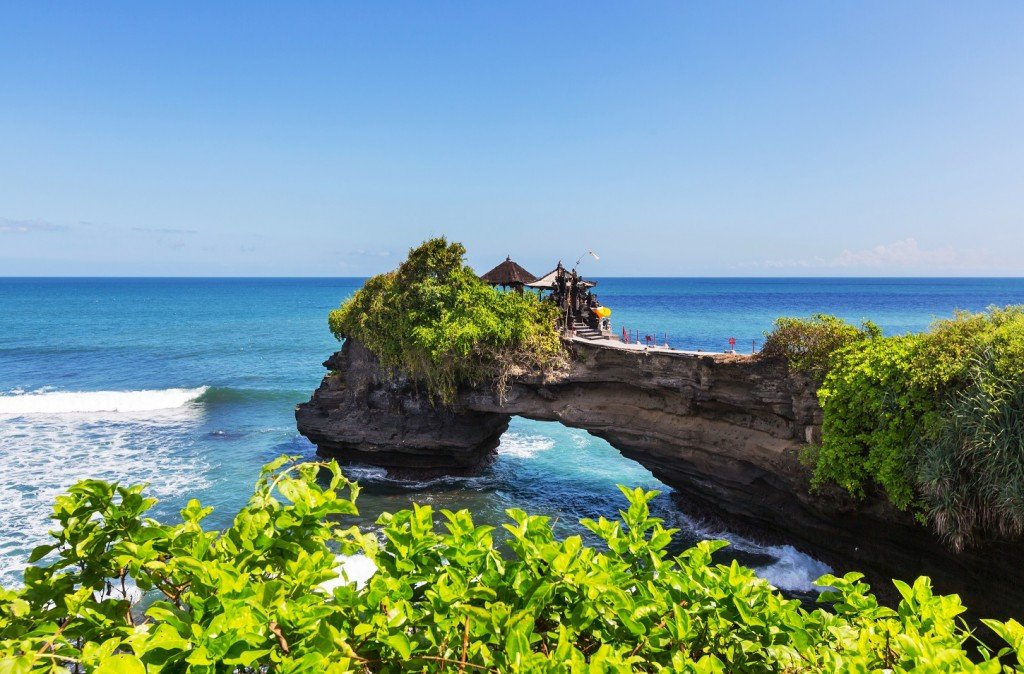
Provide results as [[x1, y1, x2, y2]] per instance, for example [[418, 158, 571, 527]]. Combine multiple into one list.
[[328, 238, 564, 404], [814, 332, 939, 509], [766, 307, 1024, 549], [4, 457, 1024, 673], [761, 313, 881, 379]]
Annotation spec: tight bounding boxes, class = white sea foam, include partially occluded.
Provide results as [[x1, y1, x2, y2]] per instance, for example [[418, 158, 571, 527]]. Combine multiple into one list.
[[0, 387, 208, 415], [497, 432, 555, 459], [340, 463, 495, 491], [750, 544, 833, 593], [0, 391, 211, 585], [341, 465, 390, 483], [320, 554, 378, 593], [672, 513, 833, 593]]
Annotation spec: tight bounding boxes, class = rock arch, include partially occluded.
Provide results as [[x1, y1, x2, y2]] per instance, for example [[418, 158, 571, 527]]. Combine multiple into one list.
[[296, 338, 1024, 619]]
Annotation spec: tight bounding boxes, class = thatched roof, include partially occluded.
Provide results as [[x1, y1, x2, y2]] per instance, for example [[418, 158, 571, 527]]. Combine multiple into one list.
[[480, 256, 537, 286]]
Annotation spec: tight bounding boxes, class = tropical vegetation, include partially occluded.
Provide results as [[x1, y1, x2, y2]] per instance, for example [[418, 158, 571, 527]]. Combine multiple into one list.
[[3, 457, 1024, 673], [764, 306, 1024, 550], [328, 238, 565, 404]]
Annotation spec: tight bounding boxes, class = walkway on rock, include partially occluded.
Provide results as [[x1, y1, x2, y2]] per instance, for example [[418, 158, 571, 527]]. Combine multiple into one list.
[[570, 334, 736, 357]]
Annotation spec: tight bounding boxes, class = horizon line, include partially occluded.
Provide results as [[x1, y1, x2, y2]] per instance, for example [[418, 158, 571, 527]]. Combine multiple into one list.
[[3, 275, 1024, 281]]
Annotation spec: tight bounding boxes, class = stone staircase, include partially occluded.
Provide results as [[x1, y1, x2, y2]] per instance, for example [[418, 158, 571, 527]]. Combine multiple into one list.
[[569, 317, 606, 341]]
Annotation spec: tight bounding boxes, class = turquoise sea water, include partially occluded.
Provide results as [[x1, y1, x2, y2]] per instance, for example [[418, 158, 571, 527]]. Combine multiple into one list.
[[3, 277, 1024, 591]]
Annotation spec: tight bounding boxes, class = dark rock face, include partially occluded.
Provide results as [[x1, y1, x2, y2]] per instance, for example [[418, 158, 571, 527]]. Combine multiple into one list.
[[295, 340, 511, 475], [296, 338, 1024, 619]]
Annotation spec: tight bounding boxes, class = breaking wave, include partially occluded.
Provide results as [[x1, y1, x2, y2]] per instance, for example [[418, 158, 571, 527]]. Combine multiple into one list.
[[195, 387, 308, 405], [0, 387, 209, 415], [666, 509, 834, 594], [496, 432, 555, 459], [0, 388, 212, 585], [750, 544, 833, 593]]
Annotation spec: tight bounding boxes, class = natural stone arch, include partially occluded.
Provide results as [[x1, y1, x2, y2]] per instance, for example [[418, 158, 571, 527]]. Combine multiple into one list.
[[296, 337, 1024, 619]]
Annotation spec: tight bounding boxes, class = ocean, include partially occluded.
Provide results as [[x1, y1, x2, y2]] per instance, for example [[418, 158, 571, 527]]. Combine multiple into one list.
[[3, 277, 1024, 593]]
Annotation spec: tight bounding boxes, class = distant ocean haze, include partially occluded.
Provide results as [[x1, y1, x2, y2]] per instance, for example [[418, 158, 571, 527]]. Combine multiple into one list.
[[2, 277, 1024, 589]]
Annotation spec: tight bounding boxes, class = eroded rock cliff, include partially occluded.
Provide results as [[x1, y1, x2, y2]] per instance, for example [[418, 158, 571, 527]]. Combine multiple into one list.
[[296, 338, 1024, 619], [296, 340, 511, 474]]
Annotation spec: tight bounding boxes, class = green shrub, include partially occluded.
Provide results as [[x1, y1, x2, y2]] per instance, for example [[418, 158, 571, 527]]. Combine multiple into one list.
[[814, 333, 938, 509], [761, 314, 880, 380], [329, 238, 565, 404], [796, 306, 1024, 548], [3, 458, 1023, 672], [922, 306, 1024, 387]]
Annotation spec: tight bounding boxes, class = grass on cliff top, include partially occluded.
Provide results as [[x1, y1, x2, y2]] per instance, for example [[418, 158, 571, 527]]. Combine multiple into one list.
[[763, 306, 1024, 551], [328, 238, 565, 404]]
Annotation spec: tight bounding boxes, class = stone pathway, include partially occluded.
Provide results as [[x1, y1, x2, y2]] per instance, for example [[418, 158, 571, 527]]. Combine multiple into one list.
[[570, 334, 731, 356]]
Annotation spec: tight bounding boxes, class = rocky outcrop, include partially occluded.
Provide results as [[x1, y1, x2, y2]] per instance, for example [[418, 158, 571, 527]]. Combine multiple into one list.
[[296, 338, 1024, 619], [296, 340, 510, 475]]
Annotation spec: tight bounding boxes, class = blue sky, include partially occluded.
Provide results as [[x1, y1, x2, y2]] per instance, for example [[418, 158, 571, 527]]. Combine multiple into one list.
[[2, 2, 1022, 276]]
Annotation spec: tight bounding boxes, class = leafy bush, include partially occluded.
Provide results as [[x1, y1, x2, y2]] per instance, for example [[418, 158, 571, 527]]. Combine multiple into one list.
[[777, 307, 1024, 548], [922, 307, 1024, 387], [329, 238, 565, 404], [814, 333, 937, 509], [760, 314, 880, 380], [3, 458, 1024, 672]]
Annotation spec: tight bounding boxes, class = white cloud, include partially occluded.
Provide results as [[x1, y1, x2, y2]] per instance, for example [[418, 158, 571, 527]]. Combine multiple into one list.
[[751, 238, 1016, 273], [832, 239, 961, 268], [131, 226, 198, 235], [347, 249, 391, 258], [0, 218, 68, 234]]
